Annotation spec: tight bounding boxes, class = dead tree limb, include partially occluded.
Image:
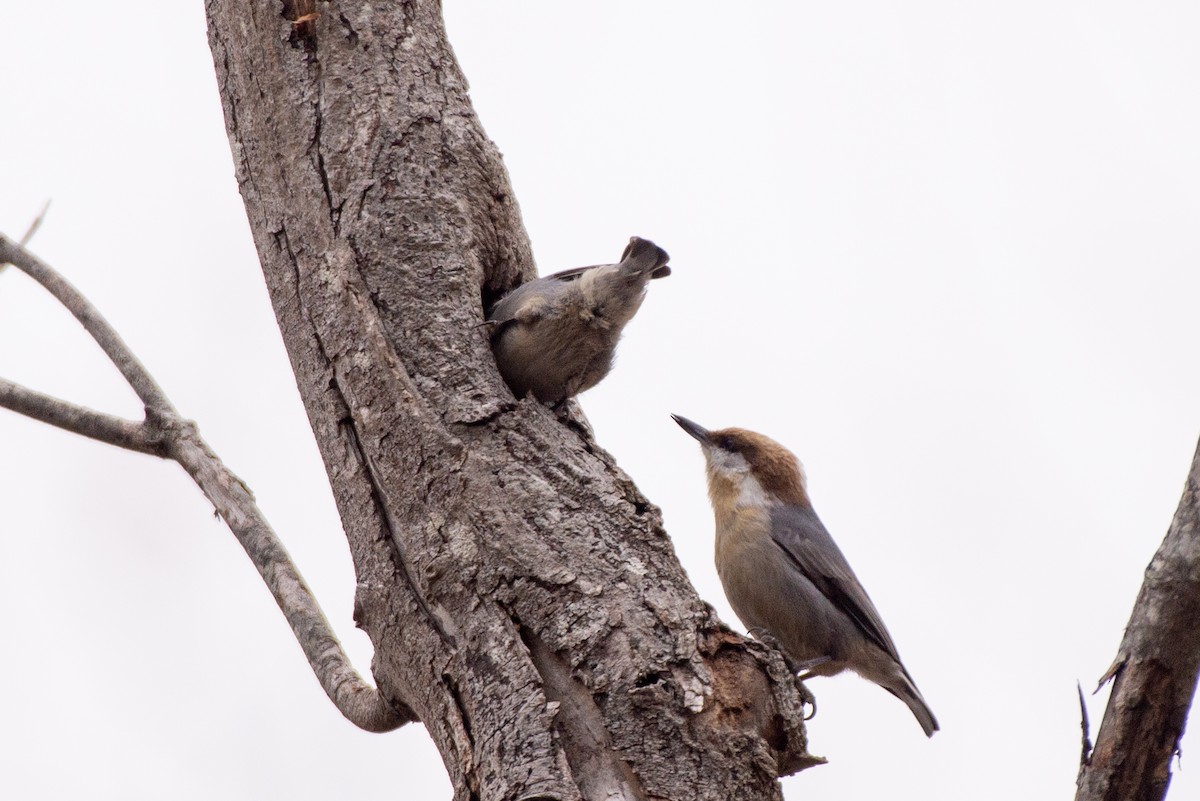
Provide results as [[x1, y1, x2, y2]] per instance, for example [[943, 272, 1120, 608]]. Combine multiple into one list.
[[0, 233, 411, 733], [0, 377, 164, 456], [1076, 435, 1200, 801]]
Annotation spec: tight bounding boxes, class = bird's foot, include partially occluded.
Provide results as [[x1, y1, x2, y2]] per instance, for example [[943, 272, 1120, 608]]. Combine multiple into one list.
[[747, 628, 801, 671], [746, 628, 820, 721]]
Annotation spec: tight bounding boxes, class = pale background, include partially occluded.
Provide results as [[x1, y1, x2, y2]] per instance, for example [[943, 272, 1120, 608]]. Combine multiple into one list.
[[3, 2, 1199, 799]]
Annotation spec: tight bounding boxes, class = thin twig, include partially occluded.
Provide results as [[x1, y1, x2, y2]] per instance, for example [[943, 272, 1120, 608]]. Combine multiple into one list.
[[0, 231, 411, 732], [1077, 680, 1093, 776], [18, 200, 51, 248]]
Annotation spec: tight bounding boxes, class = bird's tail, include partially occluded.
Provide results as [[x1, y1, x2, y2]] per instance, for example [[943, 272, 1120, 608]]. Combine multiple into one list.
[[619, 236, 671, 279], [884, 671, 939, 737]]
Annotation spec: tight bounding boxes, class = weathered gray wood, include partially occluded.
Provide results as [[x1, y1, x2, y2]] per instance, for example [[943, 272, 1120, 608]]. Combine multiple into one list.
[[1076, 436, 1200, 801], [204, 1, 816, 798], [0, 231, 407, 734]]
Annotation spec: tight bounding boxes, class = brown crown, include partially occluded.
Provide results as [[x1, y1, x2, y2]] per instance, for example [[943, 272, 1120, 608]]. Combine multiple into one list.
[[709, 427, 811, 507]]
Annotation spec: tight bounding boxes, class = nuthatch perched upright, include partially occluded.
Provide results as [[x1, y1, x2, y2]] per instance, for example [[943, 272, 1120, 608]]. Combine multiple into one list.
[[487, 237, 670, 404], [673, 415, 939, 737]]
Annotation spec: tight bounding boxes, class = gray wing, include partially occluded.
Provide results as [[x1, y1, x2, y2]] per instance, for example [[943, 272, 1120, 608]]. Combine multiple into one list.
[[769, 504, 902, 662], [543, 263, 608, 281], [488, 237, 672, 329], [486, 266, 605, 332]]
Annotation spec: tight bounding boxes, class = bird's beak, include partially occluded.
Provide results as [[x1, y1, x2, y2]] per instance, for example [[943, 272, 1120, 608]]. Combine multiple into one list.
[[671, 414, 711, 445]]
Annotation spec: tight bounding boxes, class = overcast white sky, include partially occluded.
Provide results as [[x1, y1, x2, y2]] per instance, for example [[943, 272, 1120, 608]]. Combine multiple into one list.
[[3, 2, 1200, 799]]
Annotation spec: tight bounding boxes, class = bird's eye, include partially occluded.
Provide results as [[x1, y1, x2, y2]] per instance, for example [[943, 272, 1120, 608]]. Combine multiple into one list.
[[717, 436, 736, 452]]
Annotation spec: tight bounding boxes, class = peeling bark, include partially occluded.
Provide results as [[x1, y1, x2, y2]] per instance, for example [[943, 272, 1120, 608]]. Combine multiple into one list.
[[204, 2, 815, 799]]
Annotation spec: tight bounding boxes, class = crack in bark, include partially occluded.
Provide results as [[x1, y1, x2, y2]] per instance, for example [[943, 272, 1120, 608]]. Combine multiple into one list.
[[276, 223, 457, 650], [348, 418, 459, 647], [521, 628, 646, 801], [336, 9, 360, 46], [353, 180, 376, 222], [311, 94, 339, 234], [444, 672, 476, 750]]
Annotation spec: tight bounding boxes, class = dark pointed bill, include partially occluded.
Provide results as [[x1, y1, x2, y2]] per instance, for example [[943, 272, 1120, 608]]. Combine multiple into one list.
[[671, 414, 711, 444]]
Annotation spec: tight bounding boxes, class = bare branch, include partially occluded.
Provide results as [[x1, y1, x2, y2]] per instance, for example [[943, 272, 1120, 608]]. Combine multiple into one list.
[[0, 231, 411, 733], [156, 411, 415, 732], [1075, 434, 1200, 801], [0, 378, 165, 456], [0, 233, 172, 411]]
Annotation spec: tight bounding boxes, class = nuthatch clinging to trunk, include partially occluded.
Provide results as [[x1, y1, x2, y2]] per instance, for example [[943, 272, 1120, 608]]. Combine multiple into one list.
[[487, 237, 670, 404], [673, 415, 939, 737]]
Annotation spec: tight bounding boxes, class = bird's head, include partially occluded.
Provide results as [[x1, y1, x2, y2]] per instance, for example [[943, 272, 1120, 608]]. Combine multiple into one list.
[[672, 415, 810, 511]]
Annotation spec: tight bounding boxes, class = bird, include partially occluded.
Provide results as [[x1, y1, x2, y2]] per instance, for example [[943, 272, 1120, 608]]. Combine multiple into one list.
[[672, 414, 939, 737], [487, 237, 670, 404]]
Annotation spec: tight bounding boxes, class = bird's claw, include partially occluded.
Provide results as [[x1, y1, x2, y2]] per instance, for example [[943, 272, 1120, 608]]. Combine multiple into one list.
[[800, 685, 817, 721], [744, 629, 819, 721]]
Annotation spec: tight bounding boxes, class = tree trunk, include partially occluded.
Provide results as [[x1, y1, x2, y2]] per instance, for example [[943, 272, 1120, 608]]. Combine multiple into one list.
[[1075, 436, 1200, 801], [203, 2, 816, 799]]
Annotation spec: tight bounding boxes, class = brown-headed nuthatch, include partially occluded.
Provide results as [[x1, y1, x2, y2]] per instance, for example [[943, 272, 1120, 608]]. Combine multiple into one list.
[[487, 237, 670, 404], [673, 415, 939, 737]]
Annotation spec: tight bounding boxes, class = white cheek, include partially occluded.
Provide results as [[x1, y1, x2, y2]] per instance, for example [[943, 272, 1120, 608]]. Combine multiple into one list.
[[709, 449, 749, 475], [707, 450, 770, 508], [736, 473, 769, 508]]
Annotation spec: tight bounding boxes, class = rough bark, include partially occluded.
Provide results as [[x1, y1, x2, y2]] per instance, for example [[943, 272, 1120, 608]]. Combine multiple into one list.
[[204, 2, 816, 800], [1076, 436, 1200, 801]]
